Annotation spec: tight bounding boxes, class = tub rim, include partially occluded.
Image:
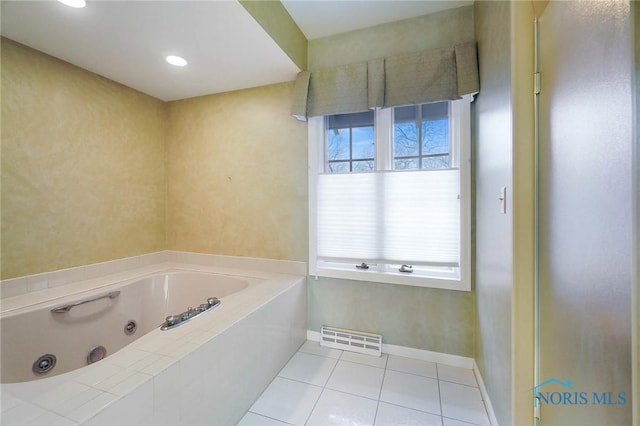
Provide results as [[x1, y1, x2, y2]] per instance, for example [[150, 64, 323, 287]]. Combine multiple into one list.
[[0, 264, 270, 318]]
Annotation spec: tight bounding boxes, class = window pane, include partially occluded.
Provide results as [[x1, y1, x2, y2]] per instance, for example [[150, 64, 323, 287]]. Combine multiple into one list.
[[352, 160, 374, 172], [394, 158, 419, 170], [328, 161, 350, 173], [422, 119, 449, 154], [422, 156, 450, 169], [328, 110, 374, 129], [421, 102, 448, 121], [394, 122, 419, 157], [394, 105, 417, 123], [327, 128, 350, 161], [352, 126, 374, 159]]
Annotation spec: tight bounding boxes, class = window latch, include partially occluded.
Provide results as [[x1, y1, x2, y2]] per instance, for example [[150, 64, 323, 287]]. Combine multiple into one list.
[[399, 265, 413, 273], [356, 262, 369, 270]]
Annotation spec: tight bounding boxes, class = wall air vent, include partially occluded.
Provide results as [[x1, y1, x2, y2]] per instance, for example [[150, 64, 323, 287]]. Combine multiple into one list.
[[320, 326, 382, 357]]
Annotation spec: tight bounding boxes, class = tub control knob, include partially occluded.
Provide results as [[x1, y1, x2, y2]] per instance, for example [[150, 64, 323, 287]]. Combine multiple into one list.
[[166, 315, 180, 325], [199, 303, 208, 312], [207, 297, 219, 307]]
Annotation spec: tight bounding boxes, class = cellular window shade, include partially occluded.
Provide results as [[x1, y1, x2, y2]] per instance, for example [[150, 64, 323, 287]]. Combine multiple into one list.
[[317, 169, 460, 267]]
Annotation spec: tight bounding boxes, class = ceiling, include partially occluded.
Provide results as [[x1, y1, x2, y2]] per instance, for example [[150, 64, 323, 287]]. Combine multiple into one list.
[[282, 0, 472, 40], [0, 0, 471, 102]]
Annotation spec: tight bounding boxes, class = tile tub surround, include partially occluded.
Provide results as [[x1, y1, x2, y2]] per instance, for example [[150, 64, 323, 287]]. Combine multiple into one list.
[[0, 254, 307, 425]]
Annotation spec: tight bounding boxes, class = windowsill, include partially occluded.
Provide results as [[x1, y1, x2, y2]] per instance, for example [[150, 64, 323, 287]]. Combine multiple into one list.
[[310, 266, 471, 291]]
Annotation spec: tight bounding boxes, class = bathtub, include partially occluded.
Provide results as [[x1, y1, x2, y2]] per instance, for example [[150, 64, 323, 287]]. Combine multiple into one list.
[[0, 257, 306, 425], [1, 271, 253, 383]]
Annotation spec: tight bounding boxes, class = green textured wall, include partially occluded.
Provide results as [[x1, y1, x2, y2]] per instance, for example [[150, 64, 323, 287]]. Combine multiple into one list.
[[239, 0, 307, 70], [166, 82, 308, 261], [1, 38, 167, 279], [308, 277, 475, 356], [306, 5, 476, 356], [308, 6, 474, 70]]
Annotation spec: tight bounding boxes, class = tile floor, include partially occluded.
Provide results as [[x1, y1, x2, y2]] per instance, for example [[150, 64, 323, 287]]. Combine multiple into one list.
[[238, 341, 492, 426]]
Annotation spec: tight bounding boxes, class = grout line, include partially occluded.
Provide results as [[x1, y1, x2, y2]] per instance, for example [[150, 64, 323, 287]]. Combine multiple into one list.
[[302, 348, 343, 425], [377, 400, 443, 420], [274, 375, 324, 390], [437, 370, 444, 419], [442, 415, 482, 425], [438, 378, 479, 389], [247, 411, 296, 425], [302, 387, 325, 426]]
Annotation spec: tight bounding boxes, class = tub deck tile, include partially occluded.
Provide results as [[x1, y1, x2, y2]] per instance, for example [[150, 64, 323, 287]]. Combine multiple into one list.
[[32, 381, 94, 412], [139, 355, 176, 376], [74, 363, 124, 388], [52, 387, 103, 416], [106, 371, 152, 397], [66, 392, 119, 424]]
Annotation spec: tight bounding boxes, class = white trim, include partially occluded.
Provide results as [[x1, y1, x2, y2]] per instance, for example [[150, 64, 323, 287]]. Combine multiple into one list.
[[313, 266, 468, 291], [474, 360, 500, 426], [307, 98, 473, 291], [308, 116, 323, 277], [307, 329, 474, 368], [375, 108, 393, 170], [456, 95, 473, 291]]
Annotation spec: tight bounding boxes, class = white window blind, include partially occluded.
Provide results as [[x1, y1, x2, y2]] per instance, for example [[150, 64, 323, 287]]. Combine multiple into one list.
[[317, 169, 460, 267]]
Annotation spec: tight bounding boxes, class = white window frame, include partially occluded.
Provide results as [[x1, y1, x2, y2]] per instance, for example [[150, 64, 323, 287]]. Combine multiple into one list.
[[308, 95, 473, 291]]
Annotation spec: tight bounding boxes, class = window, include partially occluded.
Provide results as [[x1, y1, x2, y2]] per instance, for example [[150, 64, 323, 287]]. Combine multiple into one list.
[[326, 111, 374, 173], [393, 102, 450, 170], [308, 96, 472, 290]]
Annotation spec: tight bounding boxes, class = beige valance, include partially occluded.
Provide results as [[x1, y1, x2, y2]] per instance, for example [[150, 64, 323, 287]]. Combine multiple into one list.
[[292, 42, 479, 121]]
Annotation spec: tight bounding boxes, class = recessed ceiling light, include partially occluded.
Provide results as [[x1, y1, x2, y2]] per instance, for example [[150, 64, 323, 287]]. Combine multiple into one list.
[[166, 55, 188, 67], [57, 0, 86, 8]]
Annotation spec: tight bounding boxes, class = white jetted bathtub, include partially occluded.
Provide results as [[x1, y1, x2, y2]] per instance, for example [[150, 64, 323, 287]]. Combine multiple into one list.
[[1, 271, 252, 383], [0, 257, 306, 425]]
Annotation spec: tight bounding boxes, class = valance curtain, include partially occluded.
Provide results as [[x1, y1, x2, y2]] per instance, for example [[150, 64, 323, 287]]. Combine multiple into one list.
[[291, 42, 479, 121]]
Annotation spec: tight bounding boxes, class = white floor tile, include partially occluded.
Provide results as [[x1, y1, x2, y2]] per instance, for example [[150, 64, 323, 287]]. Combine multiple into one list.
[[238, 412, 293, 426], [374, 402, 443, 426], [278, 352, 338, 386], [326, 360, 385, 400], [298, 341, 342, 359], [249, 377, 322, 426], [387, 355, 437, 379], [437, 365, 477, 387], [239, 342, 495, 426], [439, 381, 490, 426], [380, 370, 441, 415], [340, 351, 388, 369], [306, 389, 378, 426], [442, 417, 480, 426]]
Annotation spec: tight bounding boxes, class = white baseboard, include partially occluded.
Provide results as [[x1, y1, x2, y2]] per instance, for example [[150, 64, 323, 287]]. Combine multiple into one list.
[[308, 329, 499, 425], [473, 360, 499, 426]]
